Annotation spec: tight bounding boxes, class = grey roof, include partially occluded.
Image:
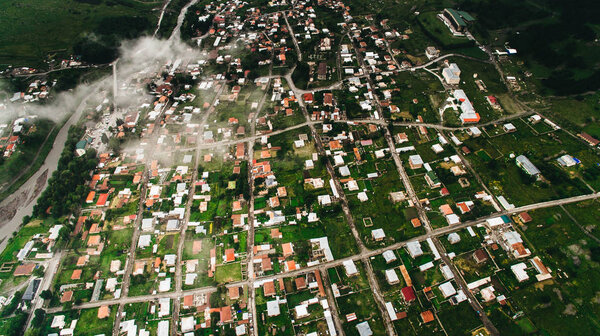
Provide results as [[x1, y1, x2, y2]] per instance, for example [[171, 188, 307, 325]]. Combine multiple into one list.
[[23, 278, 41, 301], [356, 321, 373, 336], [516, 155, 540, 175]]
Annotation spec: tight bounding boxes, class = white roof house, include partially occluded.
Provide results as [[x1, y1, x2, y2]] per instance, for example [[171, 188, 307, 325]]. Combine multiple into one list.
[[141, 218, 155, 231], [318, 194, 332, 206], [446, 214, 460, 225], [356, 321, 373, 336], [439, 282, 457, 298], [357, 192, 369, 202], [448, 232, 461, 244], [138, 235, 151, 248], [343, 260, 358, 276], [371, 228, 385, 241], [180, 316, 195, 333], [511, 263, 530, 282], [159, 278, 171, 292], [267, 299, 281, 316], [157, 321, 169, 336], [385, 269, 400, 284], [409, 155, 423, 166], [382, 250, 397, 263], [339, 165, 351, 176], [166, 219, 180, 231], [406, 241, 423, 258]]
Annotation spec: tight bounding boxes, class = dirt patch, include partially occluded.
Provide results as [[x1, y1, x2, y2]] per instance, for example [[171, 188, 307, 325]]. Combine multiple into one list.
[[0, 189, 30, 223], [29, 169, 49, 203]]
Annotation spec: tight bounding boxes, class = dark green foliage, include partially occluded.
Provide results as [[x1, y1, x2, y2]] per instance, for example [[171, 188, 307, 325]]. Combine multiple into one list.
[[291, 61, 310, 90], [0, 291, 23, 317], [33, 126, 98, 218]]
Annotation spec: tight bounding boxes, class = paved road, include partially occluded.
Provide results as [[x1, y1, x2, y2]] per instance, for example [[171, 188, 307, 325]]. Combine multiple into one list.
[[45, 190, 600, 315]]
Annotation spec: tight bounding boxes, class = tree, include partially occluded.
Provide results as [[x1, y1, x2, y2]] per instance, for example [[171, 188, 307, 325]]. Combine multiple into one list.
[[32, 309, 45, 326], [33, 265, 45, 277], [40, 290, 53, 300]]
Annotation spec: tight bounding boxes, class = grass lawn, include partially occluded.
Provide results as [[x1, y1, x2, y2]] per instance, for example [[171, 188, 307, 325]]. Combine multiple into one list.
[[75, 306, 116, 336], [0, 0, 160, 67], [214, 262, 242, 284]]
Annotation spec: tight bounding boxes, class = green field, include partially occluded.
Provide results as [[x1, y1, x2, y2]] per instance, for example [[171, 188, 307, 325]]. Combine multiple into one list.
[[0, 0, 160, 67]]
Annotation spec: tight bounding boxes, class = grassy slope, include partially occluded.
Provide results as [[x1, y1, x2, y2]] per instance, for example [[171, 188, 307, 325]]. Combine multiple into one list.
[[0, 0, 161, 67]]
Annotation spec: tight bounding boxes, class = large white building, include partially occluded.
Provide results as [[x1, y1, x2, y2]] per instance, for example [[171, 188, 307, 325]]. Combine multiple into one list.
[[442, 63, 461, 84]]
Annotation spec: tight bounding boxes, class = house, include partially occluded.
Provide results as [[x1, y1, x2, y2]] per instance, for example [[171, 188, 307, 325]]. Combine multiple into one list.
[[295, 277, 307, 290], [442, 63, 460, 85], [284, 260, 297, 272], [356, 321, 373, 336], [503, 123, 516, 132], [371, 228, 385, 241], [511, 263, 529, 282], [421, 310, 435, 323], [282, 242, 294, 257], [473, 249, 488, 263], [71, 269, 82, 280], [406, 241, 423, 258], [343, 260, 358, 276], [408, 155, 423, 169], [385, 269, 400, 285], [61, 290, 73, 303], [439, 282, 456, 298], [425, 171, 442, 189], [518, 212, 532, 223], [323, 93, 333, 106], [267, 299, 281, 316], [224, 249, 236, 263], [229, 286, 240, 300], [263, 281, 276, 296], [447, 232, 461, 244], [303, 93, 314, 104], [294, 304, 310, 319], [425, 46, 439, 60], [382, 250, 397, 263], [98, 305, 110, 319], [516, 155, 540, 176], [401, 286, 416, 302]]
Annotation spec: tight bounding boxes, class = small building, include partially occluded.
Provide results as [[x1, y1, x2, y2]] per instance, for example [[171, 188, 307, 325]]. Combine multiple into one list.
[[385, 269, 400, 285], [382, 250, 397, 264], [401, 286, 416, 302], [343, 260, 358, 277], [406, 241, 423, 258], [447, 232, 461, 244], [371, 228, 386, 241], [355, 321, 373, 336], [439, 282, 457, 298], [511, 263, 529, 282], [408, 155, 423, 169], [473, 249, 488, 264], [267, 299, 281, 316], [516, 155, 540, 176]]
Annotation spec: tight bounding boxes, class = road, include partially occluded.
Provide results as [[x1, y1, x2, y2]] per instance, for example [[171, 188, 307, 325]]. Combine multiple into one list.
[[24, 251, 63, 329], [111, 99, 170, 336], [44, 191, 600, 316]]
